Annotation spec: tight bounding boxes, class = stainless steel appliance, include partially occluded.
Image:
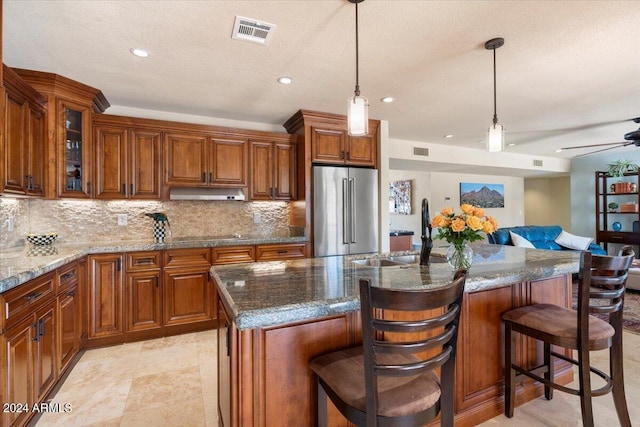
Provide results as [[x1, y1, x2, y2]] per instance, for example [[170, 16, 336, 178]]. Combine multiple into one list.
[[313, 166, 378, 256]]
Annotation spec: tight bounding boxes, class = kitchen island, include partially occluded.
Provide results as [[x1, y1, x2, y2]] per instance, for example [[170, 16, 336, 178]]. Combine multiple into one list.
[[211, 244, 580, 427]]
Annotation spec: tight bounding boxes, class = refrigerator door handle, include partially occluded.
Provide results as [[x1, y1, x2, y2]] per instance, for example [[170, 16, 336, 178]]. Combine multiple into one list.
[[350, 178, 357, 243], [343, 178, 350, 244]]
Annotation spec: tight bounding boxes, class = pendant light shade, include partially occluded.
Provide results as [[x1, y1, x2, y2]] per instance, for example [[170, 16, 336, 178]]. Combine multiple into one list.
[[485, 37, 505, 152], [347, 0, 368, 136]]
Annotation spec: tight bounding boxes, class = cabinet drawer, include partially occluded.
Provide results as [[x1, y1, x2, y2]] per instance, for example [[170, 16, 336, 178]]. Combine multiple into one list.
[[2, 272, 55, 329], [255, 243, 306, 261], [211, 245, 256, 264], [57, 261, 79, 293], [127, 251, 162, 271], [164, 248, 211, 268]]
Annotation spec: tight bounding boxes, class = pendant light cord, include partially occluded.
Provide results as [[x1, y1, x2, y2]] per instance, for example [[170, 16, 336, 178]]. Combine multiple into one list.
[[492, 47, 498, 126], [354, 1, 360, 97]]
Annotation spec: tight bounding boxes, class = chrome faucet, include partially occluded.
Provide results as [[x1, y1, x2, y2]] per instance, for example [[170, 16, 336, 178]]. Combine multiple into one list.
[[420, 198, 433, 266]]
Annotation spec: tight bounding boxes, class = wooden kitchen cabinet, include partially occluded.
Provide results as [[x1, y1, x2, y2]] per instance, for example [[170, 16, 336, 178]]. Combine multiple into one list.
[[255, 243, 306, 261], [250, 138, 296, 201], [94, 124, 162, 199], [14, 68, 110, 199], [1, 65, 47, 196], [125, 251, 162, 332], [163, 248, 214, 326], [56, 261, 82, 375], [88, 254, 124, 340], [310, 125, 377, 167], [1, 272, 57, 427], [211, 245, 255, 265], [164, 132, 248, 188]]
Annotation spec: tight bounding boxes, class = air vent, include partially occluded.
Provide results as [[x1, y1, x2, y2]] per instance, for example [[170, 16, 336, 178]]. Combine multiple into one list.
[[232, 16, 276, 46], [413, 147, 429, 157], [533, 159, 543, 167]]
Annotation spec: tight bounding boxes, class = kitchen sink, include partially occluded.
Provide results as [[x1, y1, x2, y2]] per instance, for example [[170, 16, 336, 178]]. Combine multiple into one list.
[[351, 258, 405, 267], [389, 255, 448, 264]]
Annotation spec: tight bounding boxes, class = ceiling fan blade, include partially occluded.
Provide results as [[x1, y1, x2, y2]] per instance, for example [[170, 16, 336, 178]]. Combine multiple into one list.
[[561, 141, 627, 150], [571, 142, 634, 158]]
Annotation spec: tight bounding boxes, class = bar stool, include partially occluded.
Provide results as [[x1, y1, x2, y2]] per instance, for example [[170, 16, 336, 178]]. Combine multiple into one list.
[[310, 270, 467, 427], [502, 247, 634, 427]]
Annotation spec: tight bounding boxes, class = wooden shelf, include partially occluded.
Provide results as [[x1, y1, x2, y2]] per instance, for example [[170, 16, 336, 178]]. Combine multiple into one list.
[[596, 171, 640, 252]]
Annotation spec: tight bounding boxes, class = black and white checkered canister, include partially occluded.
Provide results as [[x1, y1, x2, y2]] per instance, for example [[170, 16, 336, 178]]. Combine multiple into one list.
[[153, 222, 167, 243]]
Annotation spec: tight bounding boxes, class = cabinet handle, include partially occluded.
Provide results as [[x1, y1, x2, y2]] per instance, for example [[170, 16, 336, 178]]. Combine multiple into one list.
[[26, 291, 43, 301], [130, 184, 134, 195], [67, 290, 76, 297], [135, 258, 154, 265], [25, 175, 30, 190], [341, 150, 345, 160], [87, 182, 92, 195], [274, 187, 279, 197], [225, 320, 231, 357], [61, 272, 75, 280], [155, 277, 159, 288], [39, 318, 45, 338], [117, 258, 122, 271], [202, 172, 207, 183], [122, 184, 126, 195], [277, 250, 287, 255], [209, 172, 214, 183]]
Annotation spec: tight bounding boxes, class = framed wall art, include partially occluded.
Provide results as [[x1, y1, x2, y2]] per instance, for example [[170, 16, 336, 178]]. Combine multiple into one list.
[[389, 180, 412, 214], [460, 182, 504, 208]]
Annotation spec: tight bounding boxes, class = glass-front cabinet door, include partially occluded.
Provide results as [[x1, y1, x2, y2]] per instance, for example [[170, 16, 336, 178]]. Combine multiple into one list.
[[58, 99, 92, 198]]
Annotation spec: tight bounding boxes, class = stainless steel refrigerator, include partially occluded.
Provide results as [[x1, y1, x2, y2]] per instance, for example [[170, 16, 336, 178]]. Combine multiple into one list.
[[313, 166, 379, 256]]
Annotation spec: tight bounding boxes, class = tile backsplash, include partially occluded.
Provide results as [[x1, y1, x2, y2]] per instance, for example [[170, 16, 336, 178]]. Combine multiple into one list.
[[0, 198, 299, 249]]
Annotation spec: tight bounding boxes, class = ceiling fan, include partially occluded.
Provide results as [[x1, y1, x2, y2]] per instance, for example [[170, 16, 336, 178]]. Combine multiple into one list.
[[560, 117, 640, 157]]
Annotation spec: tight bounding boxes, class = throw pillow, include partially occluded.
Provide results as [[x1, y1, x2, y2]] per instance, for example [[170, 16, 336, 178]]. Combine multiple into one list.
[[509, 231, 535, 248], [554, 230, 593, 251]]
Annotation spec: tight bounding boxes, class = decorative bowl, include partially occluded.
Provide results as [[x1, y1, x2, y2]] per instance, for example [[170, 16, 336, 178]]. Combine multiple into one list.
[[26, 233, 58, 246]]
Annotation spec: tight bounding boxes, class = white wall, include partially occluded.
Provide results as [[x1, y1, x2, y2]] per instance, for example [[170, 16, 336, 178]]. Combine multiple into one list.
[[524, 176, 571, 230]]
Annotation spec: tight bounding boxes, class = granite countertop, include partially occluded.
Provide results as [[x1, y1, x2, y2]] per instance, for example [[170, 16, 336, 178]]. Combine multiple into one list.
[[0, 235, 308, 293], [211, 244, 581, 330]]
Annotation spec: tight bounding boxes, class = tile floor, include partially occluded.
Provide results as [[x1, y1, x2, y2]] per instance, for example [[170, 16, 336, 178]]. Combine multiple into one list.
[[35, 329, 640, 427]]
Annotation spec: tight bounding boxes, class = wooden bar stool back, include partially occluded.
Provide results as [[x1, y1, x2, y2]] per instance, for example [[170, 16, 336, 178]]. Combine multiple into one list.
[[310, 270, 467, 427], [502, 246, 634, 427]]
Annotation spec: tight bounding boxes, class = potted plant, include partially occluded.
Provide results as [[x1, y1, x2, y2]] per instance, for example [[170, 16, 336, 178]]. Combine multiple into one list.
[[607, 159, 639, 179], [608, 202, 619, 213]]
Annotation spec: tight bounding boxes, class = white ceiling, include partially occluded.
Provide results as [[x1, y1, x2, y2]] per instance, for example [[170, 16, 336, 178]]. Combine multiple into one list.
[[4, 0, 640, 163]]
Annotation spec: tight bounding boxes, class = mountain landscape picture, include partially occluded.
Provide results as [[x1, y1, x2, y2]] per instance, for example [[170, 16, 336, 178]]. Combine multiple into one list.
[[460, 183, 504, 208]]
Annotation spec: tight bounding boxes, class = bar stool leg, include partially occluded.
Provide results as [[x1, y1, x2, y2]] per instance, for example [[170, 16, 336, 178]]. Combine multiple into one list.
[[578, 350, 594, 427], [504, 322, 515, 418], [544, 342, 553, 400], [317, 380, 328, 427], [611, 320, 631, 427]]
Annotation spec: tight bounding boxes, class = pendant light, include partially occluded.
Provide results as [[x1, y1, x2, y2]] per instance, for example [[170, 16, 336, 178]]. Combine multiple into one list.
[[347, 0, 368, 136], [485, 37, 505, 152]]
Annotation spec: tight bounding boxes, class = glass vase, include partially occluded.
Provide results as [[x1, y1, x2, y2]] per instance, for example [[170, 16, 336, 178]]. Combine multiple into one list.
[[446, 243, 473, 270]]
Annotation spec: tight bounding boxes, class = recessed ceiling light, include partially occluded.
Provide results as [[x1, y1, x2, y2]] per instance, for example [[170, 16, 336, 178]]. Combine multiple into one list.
[[555, 148, 563, 153], [130, 48, 149, 58], [277, 76, 293, 85], [381, 97, 394, 103], [507, 143, 516, 147], [444, 134, 454, 139]]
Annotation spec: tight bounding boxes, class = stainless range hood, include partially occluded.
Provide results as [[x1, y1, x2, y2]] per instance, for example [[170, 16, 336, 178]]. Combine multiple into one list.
[[169, 187, 246, 201]]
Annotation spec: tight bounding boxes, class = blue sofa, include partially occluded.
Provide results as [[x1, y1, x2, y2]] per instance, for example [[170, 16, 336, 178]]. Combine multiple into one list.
[[487, 225, 607, 255]]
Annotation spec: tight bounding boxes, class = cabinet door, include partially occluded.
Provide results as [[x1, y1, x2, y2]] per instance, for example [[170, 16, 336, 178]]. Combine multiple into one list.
[[58, 285, 79, 375], [26, 107, 45, 195], [34, 302, 56, 402], [346, 134, 376, 167], [163, 267, 212, 326], [3, 88, 27, 194], [130, 128, 162, 199], [126, 270, 162, 332], [311, 127, 345, 164], [274, 142, 296, 200], [88, 254, 124, 339], [211, 137, 248, 186], [3, 316, 34, 427], [249, 140, 273, 200], [94, 125, 128, 199], [163, 132, 208, 187], [59, 99, 92, 198]]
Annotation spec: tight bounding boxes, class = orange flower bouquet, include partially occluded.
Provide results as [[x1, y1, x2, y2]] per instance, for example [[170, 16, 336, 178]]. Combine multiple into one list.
[[431, 204, 498, 268]]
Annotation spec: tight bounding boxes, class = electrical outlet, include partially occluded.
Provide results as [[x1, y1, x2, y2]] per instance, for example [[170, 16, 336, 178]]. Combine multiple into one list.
[[117, 214, 128, 226], [253, 213, 261, 224]]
